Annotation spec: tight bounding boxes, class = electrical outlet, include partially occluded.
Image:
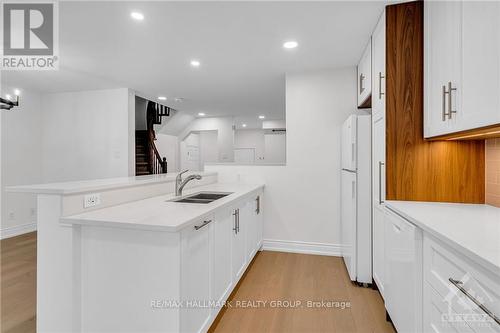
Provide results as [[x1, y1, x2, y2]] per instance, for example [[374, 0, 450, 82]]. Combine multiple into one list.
[[30, 208, 36, 217], [84, 193, 101, 208], [8, 212, 15, 220]]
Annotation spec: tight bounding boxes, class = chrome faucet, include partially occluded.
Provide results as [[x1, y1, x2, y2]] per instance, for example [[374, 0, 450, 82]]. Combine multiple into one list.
[[175, 170, 202, 196]]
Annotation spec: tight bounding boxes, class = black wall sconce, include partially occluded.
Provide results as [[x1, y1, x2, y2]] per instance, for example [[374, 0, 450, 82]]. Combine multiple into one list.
[[1, 94, 20, 110]]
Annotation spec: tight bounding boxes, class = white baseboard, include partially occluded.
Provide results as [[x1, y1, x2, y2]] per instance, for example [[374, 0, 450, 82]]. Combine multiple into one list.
[[262, 239, 342, 257], [0, 222, 37, 240]]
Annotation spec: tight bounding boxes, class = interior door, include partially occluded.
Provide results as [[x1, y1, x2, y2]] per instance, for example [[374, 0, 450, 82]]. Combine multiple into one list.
[[341, 170, 357, 281]]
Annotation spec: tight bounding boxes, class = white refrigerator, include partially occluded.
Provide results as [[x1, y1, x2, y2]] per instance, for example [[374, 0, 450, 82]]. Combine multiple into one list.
[[341, 114, 372, 284]]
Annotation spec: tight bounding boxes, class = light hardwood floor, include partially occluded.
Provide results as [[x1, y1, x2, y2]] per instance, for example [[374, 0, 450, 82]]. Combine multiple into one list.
[[1, 232, 36, 333], [210, 251, 394, 333], [1, 233, 393, 333]]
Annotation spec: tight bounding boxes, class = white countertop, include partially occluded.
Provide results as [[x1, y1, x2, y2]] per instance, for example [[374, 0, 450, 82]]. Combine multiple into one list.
[[61, 182, 264, 232], [6, 172, 217, 195], [386, 200, 500, 276]]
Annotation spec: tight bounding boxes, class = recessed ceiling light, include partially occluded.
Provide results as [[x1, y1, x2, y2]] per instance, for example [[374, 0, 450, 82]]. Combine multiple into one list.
[[157, 96, 167, 101], [283, 41, 298, 49], [242, 123, 247, 128], [190, 60, 201, 67], [198, 112, 206, 116], [14, 89, 20, 96], [174, 97, 184, 103], [258, 115, 265, 119], [5, 94, 12, 100], [130, 12, 144, 21]]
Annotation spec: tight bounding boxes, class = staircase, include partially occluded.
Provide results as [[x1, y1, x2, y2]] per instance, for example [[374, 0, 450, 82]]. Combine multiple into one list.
[[135, 130, 150, 176], [135, 101, 173, 176]]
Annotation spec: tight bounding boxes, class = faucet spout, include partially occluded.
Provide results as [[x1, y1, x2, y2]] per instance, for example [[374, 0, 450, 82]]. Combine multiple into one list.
[[175, 170, 202, 196]]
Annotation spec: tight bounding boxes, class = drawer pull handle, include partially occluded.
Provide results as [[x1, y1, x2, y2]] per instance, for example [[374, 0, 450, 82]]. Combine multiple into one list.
[[449, 278, 500, 326], [194, 220, 212, 230]]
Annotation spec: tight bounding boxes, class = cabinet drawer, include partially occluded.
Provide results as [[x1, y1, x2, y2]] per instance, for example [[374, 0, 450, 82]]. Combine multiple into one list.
[[424, 235, 500, 332], [425, 282, 475, 333]]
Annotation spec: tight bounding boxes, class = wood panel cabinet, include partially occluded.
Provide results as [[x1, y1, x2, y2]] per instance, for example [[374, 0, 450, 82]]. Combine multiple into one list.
[[424, 1, 500, 138], [357, 38, 372, 107]]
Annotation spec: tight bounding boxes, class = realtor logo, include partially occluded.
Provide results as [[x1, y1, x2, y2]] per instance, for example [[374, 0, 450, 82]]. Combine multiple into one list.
[[1, 1, 59, 70]]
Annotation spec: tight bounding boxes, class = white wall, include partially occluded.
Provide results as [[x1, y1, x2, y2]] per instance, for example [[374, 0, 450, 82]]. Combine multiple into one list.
[[156, 134, 179, 173], [264, 132, 286, 164], [207, 67, 357, 253], [1, 88, 43, 234], [41, 88, 134, 183], [234, 129, 265, 162], [179, 117, 234, 162]]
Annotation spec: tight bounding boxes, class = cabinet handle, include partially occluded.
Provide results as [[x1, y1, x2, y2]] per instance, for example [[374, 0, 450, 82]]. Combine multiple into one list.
[[255, 196, 260, 214], [233, 210, 238, 234], [194, 220, 212, 230], [378, 161, 385, 205], [236, 209, 240, 233], [392, 223, 401, 233], [447, 81, 457, 119], [449, 278, 500, 326], [359, 73, 365, 94], [378, 72, 385, 100], [442, 84, 449, 121]]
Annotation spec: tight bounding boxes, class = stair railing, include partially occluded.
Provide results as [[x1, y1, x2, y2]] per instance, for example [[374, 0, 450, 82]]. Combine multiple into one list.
[[146, 101, 168, 174]]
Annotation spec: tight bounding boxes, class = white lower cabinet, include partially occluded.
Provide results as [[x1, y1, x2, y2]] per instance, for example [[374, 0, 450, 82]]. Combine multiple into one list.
[[382, 208, 500, 333], [180, 190, 263, 333], [423, 234, 500, 333], [384, 208, 423, 333], [181, 215, 214, 333], [212, 207, 234, 309], [372, 205, 386, 298], [246, 194, 263, 261], [232, 202, 247, 281]]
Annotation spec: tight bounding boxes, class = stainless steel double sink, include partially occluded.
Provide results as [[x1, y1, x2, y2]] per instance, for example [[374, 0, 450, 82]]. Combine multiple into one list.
[[169, 192, 233, 204]]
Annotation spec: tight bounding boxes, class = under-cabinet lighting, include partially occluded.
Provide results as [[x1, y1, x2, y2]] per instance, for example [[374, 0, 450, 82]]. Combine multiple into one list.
[[446, 130, 500, 140]]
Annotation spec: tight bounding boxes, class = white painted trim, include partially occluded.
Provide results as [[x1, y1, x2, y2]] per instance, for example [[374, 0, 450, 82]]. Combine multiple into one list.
[[262, 239, 342, 257], [0, 222, 37, 239]]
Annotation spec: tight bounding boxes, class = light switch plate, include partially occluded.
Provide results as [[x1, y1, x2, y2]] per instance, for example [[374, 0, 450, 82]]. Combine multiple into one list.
[[84, 193, 101, 208]]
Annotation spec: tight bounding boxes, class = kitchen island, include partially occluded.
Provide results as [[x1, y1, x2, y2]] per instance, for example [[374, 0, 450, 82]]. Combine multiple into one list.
[[8, 172, 264, 333]]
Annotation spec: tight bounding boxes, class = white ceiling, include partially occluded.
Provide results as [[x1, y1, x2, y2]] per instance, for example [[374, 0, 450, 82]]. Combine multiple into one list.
[[3, 1, 387, 119]]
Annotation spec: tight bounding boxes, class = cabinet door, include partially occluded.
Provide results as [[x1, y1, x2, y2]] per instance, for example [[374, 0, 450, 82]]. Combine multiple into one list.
[[372, 112, 385, 210], [357, 39, 372, 107], [213, 208, 233, 309], [424, 1, 462, 138], [181, 217, 213, 333], [459, 1, 500, 132], [372, 11, 385, 117], [245, 193, 263, 261], [372, 205, 386, 298], [231, 205, 247, 281], [385, 209, 423, 333]]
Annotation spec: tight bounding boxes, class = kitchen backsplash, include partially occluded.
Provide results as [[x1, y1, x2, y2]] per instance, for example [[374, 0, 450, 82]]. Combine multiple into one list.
[[486, 138, 500, 207]]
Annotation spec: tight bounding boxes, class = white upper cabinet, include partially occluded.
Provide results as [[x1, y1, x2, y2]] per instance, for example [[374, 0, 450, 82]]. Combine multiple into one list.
[[372, 11, 386, 117], [357, 38, 372, 107], [424, 1, 500, 138]]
